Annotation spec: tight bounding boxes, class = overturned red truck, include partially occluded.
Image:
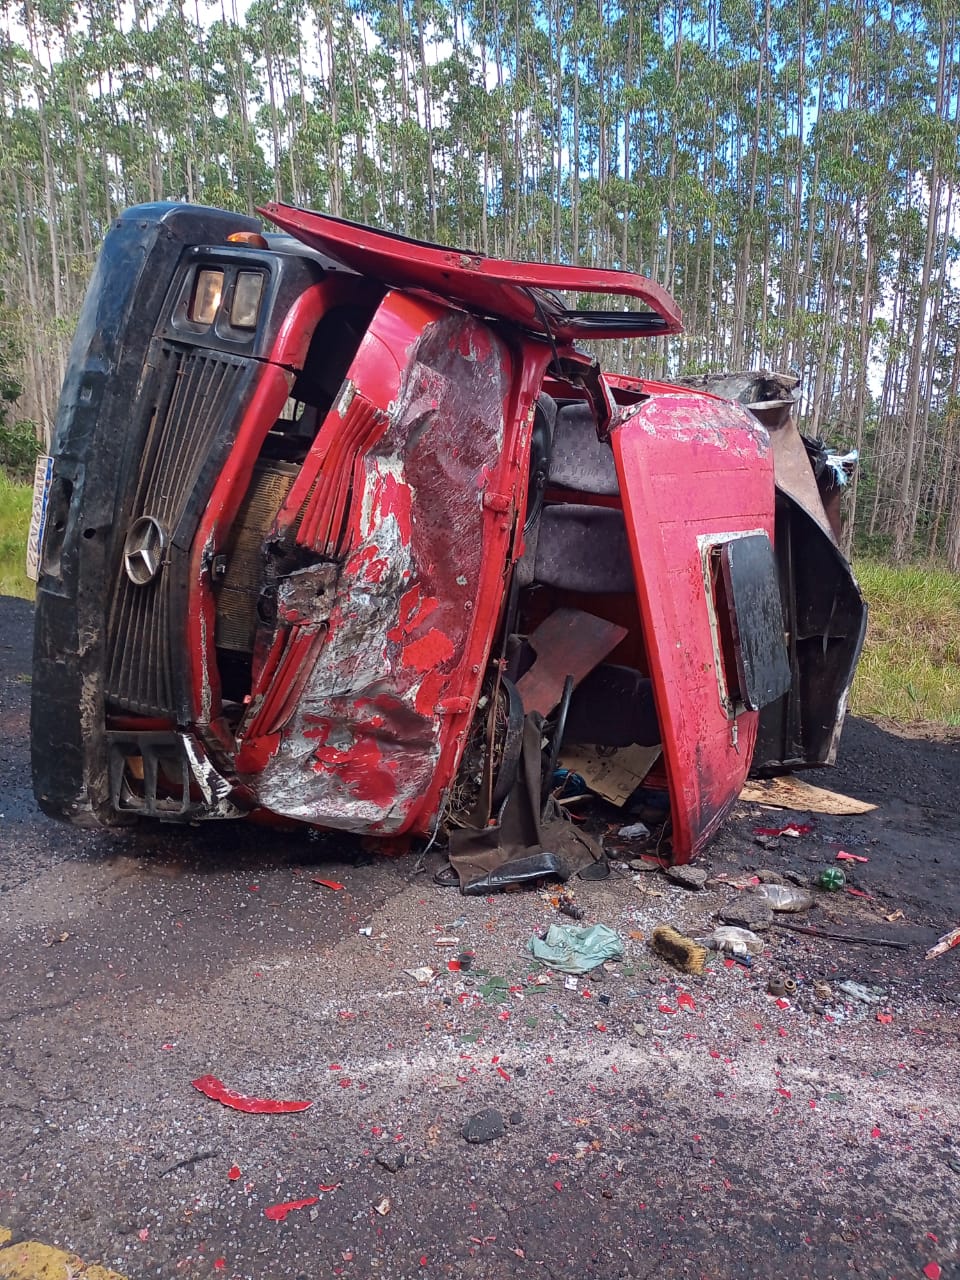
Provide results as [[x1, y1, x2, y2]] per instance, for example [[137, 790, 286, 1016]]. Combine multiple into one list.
[[30, 202, 866, 889]]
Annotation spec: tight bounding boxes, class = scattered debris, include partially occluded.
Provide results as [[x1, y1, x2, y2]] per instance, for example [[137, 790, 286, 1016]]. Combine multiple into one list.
[[191, 1076, 312, 1113], [462, 1108, 506, 1144], [836, 980, 884, 1005], [812, 981, 834, 1002], [884, 910, 905, 923], [558, 897, 586, 921], [771, 922, 909, 949], [665, 864, 708, 891], [755, 883, 814, 912], [754, 823, 812, 838], [434, 936, 460, 948], [925, 926, 960, 961], [312, 878, 345, 890], [374, 1197, 392, 1216], [817, 867, 846, 891], [617, 822, 651, 841], [404, 967, 437, 985], [526, 923, 625, 975], [767, 975, 797, 997], [740, 777, 875, 815], [375, 1150, 407, 1173], [264, 1197, 319, 1221], [719, 894, 774, 931], [698, 926, 765, 957], [650, 925, 709, 975]]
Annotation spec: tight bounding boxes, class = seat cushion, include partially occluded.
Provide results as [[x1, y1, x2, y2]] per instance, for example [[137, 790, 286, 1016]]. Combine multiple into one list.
[[533, 503, 634, 594]]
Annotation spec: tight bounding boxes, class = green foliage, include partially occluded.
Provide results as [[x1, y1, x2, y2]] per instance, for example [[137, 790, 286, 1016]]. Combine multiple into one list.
[[852, 560, 960, 725], [0, 420, 40, 480], [0, 474, 33, 600]]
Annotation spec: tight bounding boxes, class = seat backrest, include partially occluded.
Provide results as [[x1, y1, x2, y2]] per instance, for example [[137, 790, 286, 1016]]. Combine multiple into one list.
[[533, 503, 635, 594], [548, 401, 620, 495]]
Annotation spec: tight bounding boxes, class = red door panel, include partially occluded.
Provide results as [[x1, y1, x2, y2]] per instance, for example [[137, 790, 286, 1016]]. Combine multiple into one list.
[[611, 393, 776, 862]]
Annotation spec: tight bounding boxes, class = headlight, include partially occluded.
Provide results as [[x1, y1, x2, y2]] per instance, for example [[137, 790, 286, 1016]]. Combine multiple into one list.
[[191, 269, 224, 324], [231, 272, 265, 329]]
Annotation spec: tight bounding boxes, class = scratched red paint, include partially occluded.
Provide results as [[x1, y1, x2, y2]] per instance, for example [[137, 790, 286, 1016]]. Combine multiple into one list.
[[388, 584, 438, 642], [414, 668, 447, 718], [312, 737, 397, 807], [402, 627, 455, 672], [374, 470, 413, 541]]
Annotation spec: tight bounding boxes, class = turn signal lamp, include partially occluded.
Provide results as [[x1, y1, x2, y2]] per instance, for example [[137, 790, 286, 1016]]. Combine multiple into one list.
[[227, 231, 269, 248]]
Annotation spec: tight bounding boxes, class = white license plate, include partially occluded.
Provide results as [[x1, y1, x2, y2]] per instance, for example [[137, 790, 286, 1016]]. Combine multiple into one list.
[[25, 454, 54, 582]]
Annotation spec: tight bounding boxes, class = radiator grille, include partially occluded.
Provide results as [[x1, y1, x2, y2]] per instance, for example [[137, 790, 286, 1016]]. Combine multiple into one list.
[[105, 344, 250, 715]]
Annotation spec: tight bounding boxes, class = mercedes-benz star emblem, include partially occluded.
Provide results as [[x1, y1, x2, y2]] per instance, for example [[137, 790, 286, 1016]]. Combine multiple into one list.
[[122, 516, 166, 585]]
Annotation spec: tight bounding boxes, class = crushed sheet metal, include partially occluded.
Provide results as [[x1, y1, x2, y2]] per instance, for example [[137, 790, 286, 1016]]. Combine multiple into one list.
[[191, 1074, 313, 1113], [0, 1236, 127, 1279], [250, 299, 513, 836]]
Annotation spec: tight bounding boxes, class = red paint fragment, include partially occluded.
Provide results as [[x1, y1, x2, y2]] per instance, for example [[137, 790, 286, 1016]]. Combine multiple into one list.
[[138, 1228, 149, 1242], [776, 998, 790, 1009], [754, 824, 811, 837], [228, 1165, 242, 1181], [401, 627, 455, 673], [658, 1003, 677, 1015], [677, 992, 696, 1011], [877, 1012, 893, 1024], [312, 878, 345, 891], [214, 1261, 226, 1271], [836, 850, 869, 863], [846, 887, 872, 899], [191, 1075, 312, 1113], [496, 1066, 511, 1081], [553, 1180, 563, 1191], [723, 957, 735, 968], [870, 1126, 882, 1138], [923, 1264, 941, 1280], [777, 1088, 792, 1098], [264, 1196, 319, 1221], [318, 1183, 340, 1193]]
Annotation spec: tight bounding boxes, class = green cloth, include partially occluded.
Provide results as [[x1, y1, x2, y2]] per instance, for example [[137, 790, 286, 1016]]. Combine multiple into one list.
[[526, 922, 625, 975]]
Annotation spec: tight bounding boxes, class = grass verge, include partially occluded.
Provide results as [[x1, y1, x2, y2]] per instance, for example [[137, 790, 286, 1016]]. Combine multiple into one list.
[[0, 473, 33, 600], [852, 559, 960, 725], [0, 482, 957, 724]]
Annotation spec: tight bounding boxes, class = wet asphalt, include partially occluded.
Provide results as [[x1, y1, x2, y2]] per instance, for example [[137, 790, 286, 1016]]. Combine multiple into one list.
[[1, 594, 959, 1279]]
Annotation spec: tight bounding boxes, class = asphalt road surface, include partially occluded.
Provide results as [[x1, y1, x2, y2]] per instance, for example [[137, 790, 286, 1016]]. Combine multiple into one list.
[[1, 593, 958, 1279]]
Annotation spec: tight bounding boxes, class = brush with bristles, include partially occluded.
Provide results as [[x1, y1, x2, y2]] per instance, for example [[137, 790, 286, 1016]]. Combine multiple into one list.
[[650, 924, 709, 976]]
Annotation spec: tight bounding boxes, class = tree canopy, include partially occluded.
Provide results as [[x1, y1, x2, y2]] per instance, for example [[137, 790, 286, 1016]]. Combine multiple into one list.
[[1, 0, 958, 561]]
